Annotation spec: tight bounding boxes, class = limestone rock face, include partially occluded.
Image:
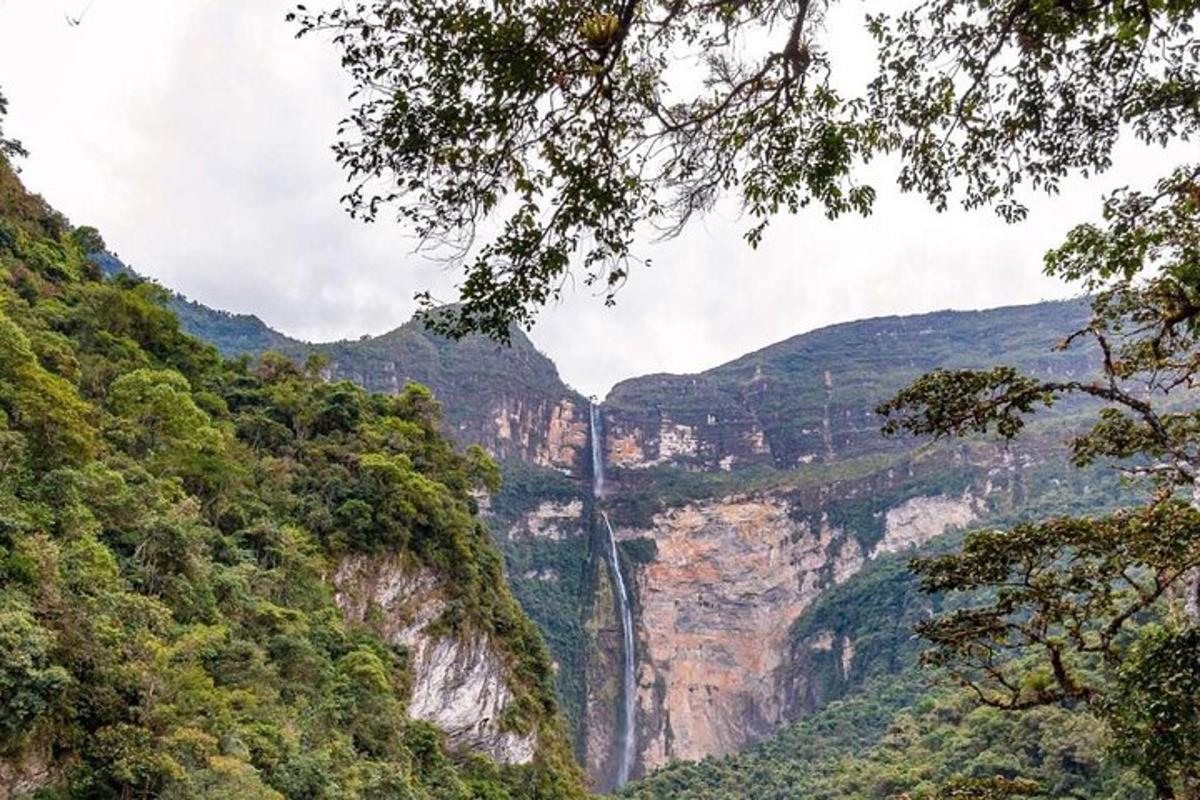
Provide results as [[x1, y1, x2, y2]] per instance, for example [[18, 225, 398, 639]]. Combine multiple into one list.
[[312, 320, 592, 478], [542, 399, 591, 468], [602, 401, 774, 472], [406, 635, 537, 764], [618, 496, 839, 769], [0, 746, 53, 800], [334, 556, 537, 765], [605, 415, 704, 469], [606, 490, 979, 772], [832, 537, 864, 584], [492, 397, 589, 472], [871, 493, 981, 558], [167, 288, 1109, 790], [840, 636, 855, 678], [601, 301, 1095, 472]]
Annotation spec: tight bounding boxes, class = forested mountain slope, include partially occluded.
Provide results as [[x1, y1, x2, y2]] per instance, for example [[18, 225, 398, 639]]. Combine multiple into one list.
[[0, 158, 585, 798], [96, 252, 591, 480], [621, 669, 1150, 799]]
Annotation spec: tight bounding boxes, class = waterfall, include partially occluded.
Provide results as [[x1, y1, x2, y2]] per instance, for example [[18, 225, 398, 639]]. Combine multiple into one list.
[[590, 403, 606, 499], [601, 510, 637, 788], [590, 403, 636, 788]]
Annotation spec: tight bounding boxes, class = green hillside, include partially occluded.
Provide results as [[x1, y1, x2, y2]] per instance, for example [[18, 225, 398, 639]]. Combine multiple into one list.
[[621, 668, 1150, 800], [90, 251, 300, 358], [95, 251, 586, 477], [0, 154, 584, 797]]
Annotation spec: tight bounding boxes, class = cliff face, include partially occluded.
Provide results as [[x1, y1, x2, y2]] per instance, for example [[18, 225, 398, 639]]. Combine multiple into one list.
[[558, 300, 1104, 783], [607, 486, 983, 771], [624, 495, 843, 768], [0, 747, 53, 800], [333, 555, 539, 765], [113, 263, 593, 477], [604, 302, 1095, 471]]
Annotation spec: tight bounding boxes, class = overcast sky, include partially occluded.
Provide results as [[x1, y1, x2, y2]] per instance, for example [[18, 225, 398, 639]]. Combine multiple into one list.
[[0, 1, 1176, 397]]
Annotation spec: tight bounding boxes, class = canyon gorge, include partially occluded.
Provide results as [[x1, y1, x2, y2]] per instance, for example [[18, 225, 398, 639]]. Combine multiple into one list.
[[160, 285, 1116, 790]]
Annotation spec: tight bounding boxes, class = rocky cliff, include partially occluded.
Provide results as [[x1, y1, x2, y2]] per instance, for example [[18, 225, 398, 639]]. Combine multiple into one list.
[[602, 301, 1094, 472], [594, 461, 1000, 774], [0, 748, 53, 800], [548, 303, 1105, 786], [333, 555, 540, 765]]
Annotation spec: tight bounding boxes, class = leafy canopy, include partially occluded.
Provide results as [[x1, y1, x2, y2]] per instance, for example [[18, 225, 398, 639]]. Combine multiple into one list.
[[292, 0, 1198, 339]]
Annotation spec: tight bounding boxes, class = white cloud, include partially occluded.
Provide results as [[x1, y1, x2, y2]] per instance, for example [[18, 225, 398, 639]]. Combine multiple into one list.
[[0, 0, 1178, 398]]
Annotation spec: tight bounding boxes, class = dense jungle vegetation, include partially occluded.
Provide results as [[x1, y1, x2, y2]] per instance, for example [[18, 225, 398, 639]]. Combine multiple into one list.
[[6, 0, 1200, 783], [0, 141, 584, 798]]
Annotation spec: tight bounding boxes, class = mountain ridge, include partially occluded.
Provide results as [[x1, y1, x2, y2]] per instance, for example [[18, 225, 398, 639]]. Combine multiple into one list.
[[95, 246, 1088, 410], [607, 297, 1089, 392]]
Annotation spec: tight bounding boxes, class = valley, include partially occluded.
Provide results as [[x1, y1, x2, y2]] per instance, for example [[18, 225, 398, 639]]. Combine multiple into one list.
[[147, 264, 1126, 790], [2, 1, 1194, 795]]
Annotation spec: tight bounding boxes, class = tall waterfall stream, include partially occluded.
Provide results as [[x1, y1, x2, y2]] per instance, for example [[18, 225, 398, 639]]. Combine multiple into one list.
[[590, 403, 636, 788]]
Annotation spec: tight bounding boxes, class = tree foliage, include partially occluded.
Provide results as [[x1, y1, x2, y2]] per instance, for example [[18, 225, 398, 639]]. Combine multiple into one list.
[[1105, 625, 1200, 796], [876, 67, 1200, 800], [914, 503, 1200, 710], [0, 89, 27, 161], [292, 0, 1198, 338], [622, 671, 1149, 799]]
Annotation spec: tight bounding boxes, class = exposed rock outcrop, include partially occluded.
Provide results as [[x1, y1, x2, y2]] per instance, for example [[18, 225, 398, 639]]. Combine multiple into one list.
[[602, 398, 774, 472], [599, 489, 983, 773], [0, 745, 53, 800], [603, 301, 1094, 470], [494, 397, 589, 472], [871, 493, 981, 558], [506, 499, 585, 541], [334, 556, 537, 765], [622, 496, 841, 768], [173, 288, 1104, 788]]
